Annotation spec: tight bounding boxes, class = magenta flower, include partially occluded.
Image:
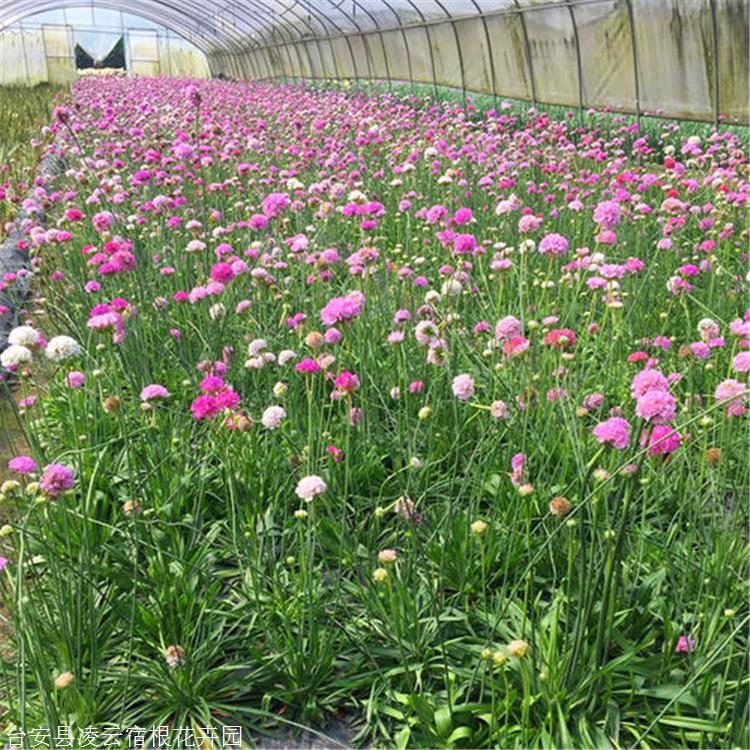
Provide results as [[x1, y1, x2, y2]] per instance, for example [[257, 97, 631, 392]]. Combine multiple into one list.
[[635, 390, 677, 424], [320, 292, 364, 327], [592, 417, 630, 449], [8, 455, 38, 475], [332, 371, 359, 399], [630, 368, 670, 399], [641, 425, 681, 455], [675, 635, 695, 653], [538, 233, 569, 256], [40, 463, 74, 497], [295, 358, 320, 374]]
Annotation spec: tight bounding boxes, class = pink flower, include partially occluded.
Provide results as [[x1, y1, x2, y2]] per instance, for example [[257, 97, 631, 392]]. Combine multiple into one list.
[[495, 316, 522, 340], [518, 214, 542, 233], [635, 390, 677, 423], [689, 342, 711, 360], [490, 400, 508, 419], [295, 475, 327, 502], [675, 635, 695, 653], [210, 263, 234, 283], [40, 463, 74, 497], [320, 292, 364, 327], [295, 358, 320, 373], [641, 425, 681, 455], [630, 369, 669, 399], [65, 371, 86, 389], [261, 192, 290, 219], [538, 233, 569, 256], [331, 371, 359, 400], [593, 200, 621, 229], [732, 352, 750, 372], [190, 394, 220, 419], [544, 328, 576, 350], [199, 375, 225, 393], [8, 455, 37, 475], [451, 374, 475, 401], [140, 384, 170, 401], [326, 445, 344, 463], [509, 452, 527, 486], [503, 336, 529, 358], [715, 378, 746, 415], [592, 417, 630, 449], [583, 393, 604, 410]]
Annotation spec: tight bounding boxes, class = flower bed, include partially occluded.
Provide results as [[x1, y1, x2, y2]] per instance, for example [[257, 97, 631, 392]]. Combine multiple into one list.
[[0, 77, 748, 748]]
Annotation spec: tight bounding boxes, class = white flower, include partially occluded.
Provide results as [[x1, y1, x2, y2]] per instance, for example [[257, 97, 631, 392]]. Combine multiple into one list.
[[45, 335, 81, 362], [8, 326, 40, 348], [295, 475, 327, 502], [261, 405, 286, 429], [278, 350, 297, 366], [208, 303, 226, 320], [247, 338, 267, 356], [441, 279, 462, 297], [1, 344, 33, 369]]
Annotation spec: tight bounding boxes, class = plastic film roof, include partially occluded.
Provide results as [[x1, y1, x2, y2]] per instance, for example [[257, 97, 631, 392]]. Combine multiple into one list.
[[1, 0, 748, 123]]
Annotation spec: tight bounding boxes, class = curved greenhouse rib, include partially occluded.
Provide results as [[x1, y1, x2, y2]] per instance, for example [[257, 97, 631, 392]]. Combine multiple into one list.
[[0, 0, 747, 123]]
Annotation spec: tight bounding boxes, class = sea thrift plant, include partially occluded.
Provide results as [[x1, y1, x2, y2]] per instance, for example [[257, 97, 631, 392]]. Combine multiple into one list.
[[0, 76, 746, 749]]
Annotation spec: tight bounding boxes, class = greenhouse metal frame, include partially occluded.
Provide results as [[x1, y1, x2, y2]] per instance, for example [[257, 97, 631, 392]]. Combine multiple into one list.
[[1, 1, 748, 124]]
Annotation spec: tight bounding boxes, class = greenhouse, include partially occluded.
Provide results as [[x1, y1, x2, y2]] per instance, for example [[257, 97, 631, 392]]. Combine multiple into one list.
[[0, 2, 748, 749]]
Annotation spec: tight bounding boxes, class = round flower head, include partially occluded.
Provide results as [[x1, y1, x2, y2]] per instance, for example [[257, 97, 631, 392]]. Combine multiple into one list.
[[635, 390, 676, 423], [261, 405, 286, 430], [592, 417, 630, 449], [732, 352, 750, 373], [495, 316, 522, 341], [40, 463, 74, 497], [538, 233, 569, 256], [140, 384, 170, 401], [630, 368, 669, 399], [8, 455, 37, 475], [715, 379, 746, 415], [1, 344, 33, 370], [65, 371, 86, 389], [641, 425, 681, 455], [507, 639, 529, 658], [490, 400, 508, 419], [295, 475, 327, 502], [544, 328, 576, 350], [452, 373, 475, 401], [8, 325, 41, 348], [45, 336, 81, 362]]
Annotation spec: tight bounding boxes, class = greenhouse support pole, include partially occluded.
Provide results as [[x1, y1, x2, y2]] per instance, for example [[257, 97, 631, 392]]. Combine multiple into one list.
[[709, 0, 720, 127], [295, 0, 360, 85], [434, 0, 468, 112], [21, 28, 30, 86], [351, 0, 394, 92], [566, 3, 585, 126], [624, 0, 641, 126], [382, 0, 416, 96], [511, 0, 536, 107], [471, 1, 499, 108], [404, 0, 438, 99]]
